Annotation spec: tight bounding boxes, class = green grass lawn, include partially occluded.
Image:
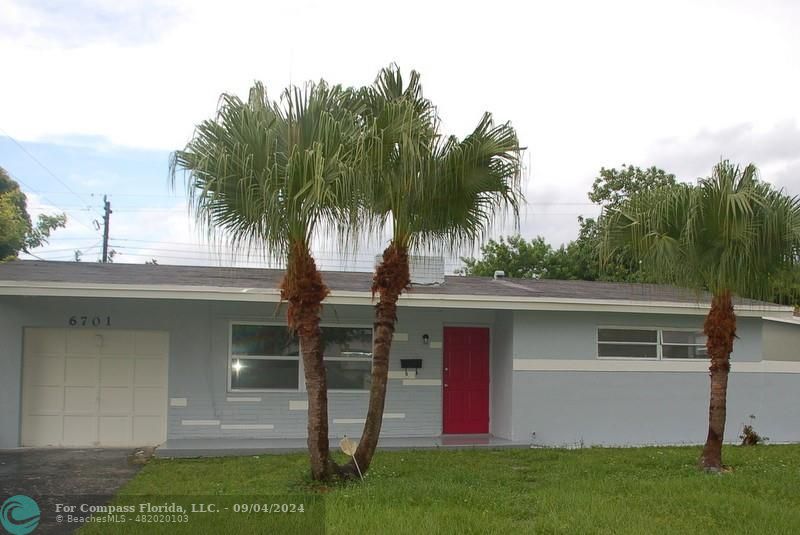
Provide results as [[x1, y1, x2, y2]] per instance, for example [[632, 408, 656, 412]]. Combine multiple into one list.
[[80, 444, 800, 534]]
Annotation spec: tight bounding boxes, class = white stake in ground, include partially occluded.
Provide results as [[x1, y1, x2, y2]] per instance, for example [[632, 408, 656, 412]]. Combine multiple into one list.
[[339, 435, 363, 480]]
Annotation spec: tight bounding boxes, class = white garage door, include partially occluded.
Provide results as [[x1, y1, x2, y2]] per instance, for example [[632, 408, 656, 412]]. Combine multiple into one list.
[[22, 328, 168, 447]]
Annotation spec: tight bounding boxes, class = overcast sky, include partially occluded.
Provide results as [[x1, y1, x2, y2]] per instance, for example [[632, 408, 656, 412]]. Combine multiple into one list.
[[1, 0, 798, 271]]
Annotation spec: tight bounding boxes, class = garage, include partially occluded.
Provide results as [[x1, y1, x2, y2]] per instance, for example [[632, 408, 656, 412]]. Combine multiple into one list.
[[21, 328, 168, 447]]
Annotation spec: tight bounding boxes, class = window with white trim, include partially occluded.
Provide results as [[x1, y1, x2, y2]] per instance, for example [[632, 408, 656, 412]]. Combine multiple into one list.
[[230, 324, 301, 390], [597, 327, 708, 360], [321, 327, 373, 390], [229, 324, 373, 391], [597, 328, 658, 358], [661, 330, 707, 359]]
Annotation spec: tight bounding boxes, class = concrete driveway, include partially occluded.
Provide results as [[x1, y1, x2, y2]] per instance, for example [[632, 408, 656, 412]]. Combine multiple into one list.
[[0, 449, 143, 534]]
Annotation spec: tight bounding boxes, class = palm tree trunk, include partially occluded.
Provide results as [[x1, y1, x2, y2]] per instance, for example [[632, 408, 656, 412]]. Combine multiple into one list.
[[281, 243, 334, 481], [343, 243, 410, 478], [699, 290, 736, 472]]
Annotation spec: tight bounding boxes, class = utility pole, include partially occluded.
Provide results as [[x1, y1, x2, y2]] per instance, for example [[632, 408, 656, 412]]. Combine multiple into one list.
[[101, 195, 112, 263]]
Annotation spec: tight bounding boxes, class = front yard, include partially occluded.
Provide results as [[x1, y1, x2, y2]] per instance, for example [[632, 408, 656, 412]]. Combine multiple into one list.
[[82, 444, 800, 534]]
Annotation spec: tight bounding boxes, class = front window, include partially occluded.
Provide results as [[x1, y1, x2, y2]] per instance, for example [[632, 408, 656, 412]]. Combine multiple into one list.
[[322, 327, 373, 390], [231, 324, 300, 390], [597, 328, 658, 359], [661, 330, 708, 359], [597, 327, 708, 360], [229, 324, 373, 391]]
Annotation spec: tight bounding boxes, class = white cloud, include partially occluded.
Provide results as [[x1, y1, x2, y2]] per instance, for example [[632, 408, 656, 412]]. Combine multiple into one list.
[[647, 121, 800, 185], [6, 0, 800, 265], [0, 0, 181, 48]]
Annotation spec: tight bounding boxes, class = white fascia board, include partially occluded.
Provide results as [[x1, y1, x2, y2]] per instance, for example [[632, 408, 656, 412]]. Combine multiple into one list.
[[0, 281, 283, 302], [391, 292, 783, 317], [0, 281, 790, 317], [763, 315, 800, 326]]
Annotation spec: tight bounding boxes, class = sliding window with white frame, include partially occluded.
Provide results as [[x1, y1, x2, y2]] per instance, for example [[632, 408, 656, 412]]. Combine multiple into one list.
[[661, 330, 707, 359], [228, 323, 373, 392], [230, 323, 301, 390], [321, 326, 373, 390], [597, 327, 708, 360]]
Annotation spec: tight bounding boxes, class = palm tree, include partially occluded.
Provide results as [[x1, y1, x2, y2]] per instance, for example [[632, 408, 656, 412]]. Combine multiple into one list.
[[170, 80, 369, 480], [344, 66, 523, 477], [602, 161, 800, 471]]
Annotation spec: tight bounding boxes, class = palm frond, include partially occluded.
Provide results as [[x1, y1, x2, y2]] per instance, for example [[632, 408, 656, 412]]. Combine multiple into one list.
[[357, 65, 523, 254], [170, 80, 370, 261], [602, 159, 800, 300]]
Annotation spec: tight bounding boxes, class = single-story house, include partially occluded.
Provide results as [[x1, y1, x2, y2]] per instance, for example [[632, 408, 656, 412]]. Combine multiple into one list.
[[0, 260, 798, 453]]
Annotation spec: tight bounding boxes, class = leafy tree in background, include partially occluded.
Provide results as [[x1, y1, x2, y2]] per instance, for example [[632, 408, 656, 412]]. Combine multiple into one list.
[[770, 267, 800, 307], [544, 217, 601, 280], [460, 165, 675, 281], [590, 164, 676, 208], [602, 160, 800, 471], [459, 235, 551, 278], [0, 166, 66, 260]]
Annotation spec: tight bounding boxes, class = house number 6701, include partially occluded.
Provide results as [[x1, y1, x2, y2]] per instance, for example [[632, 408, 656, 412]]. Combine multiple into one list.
[[68, 316, 112, 327]]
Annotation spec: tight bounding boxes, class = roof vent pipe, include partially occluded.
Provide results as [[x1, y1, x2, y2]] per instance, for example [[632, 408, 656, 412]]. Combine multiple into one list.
[[493, 270, 506, 280]]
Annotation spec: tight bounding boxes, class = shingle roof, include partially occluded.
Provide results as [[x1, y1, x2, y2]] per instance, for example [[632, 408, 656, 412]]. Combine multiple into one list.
[[0, 260, 775, 307]]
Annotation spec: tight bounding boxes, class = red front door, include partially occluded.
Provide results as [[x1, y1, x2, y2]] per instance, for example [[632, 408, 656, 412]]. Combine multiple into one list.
[[443, 327, 490, 434]]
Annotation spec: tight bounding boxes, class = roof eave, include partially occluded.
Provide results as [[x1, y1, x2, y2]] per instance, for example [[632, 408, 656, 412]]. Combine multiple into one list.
[[0, 280, 791, 317]]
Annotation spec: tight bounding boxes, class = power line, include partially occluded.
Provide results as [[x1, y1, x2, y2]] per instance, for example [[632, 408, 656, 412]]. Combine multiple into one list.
[[7, 191, 187, 200], [106, 237, 489, 261], [28, 237, 466, 270], [0, 126, 101, 218], [108, 241, 391, 260], [29, 245, 102, 254], [109, 251, 379, 271], [96, 192, 188, 199], [1, 168, 101, 235], [25, 239, 104, 261], [107, 238, 387, 257], [49, 203, 598, 211], [25, 251, 50, 261], [109, 246, 381, 267]]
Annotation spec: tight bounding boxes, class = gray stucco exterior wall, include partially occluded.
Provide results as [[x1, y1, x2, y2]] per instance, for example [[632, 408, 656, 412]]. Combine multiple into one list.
[[507, 311, 794, 445], [1, 294, 797, 450], [762, 320, 800, 361], [490, 310, 513, 439], [0, 296, 500, 447], [0, 300, 23, 448], [511, 371, 800, 446], [511, 310, 762, 361], [0, 296, 209, 448]]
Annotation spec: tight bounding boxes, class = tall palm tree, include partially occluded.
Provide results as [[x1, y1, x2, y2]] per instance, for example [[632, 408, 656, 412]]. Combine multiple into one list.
[[170, 80, 369, 480], [344, 66, 523, 476], [602, 161, 800, 471]]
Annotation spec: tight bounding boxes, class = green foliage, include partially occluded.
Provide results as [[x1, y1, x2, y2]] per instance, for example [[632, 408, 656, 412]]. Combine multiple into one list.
[[590, 164, 677, 208], [458, 235, 551, 278], [458, 226, 644, 281], [357, 66, 522, 252], [0, 193, 29, 260], [460, 165, 675, 281], [26, 212, 67, 251], [170, 80, 370, 258], [602, 160, 800, 300], [769, 266, 800, 306], [586, 165, 678, 282], [0, 166, 66, 260]]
